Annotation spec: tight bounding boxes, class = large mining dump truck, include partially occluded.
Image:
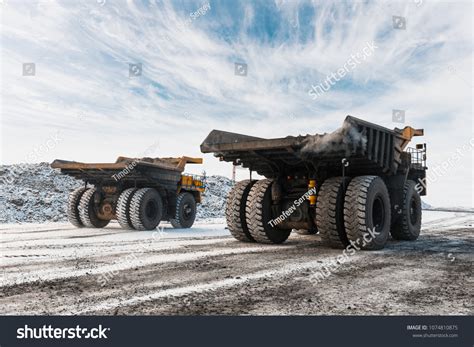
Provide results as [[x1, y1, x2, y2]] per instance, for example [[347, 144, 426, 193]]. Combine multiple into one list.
[[201, 116, 427, 250], [51, 156, 205, 230]]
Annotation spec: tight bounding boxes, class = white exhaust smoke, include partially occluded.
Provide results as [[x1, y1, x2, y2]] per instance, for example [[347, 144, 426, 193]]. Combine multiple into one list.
[[300, 118, 367, 157]]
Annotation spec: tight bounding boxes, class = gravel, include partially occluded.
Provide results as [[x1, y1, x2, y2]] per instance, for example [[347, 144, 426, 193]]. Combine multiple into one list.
[[0, 163, 233, 224], [0, 163, 81, 223], [198, 175, 233, 219]]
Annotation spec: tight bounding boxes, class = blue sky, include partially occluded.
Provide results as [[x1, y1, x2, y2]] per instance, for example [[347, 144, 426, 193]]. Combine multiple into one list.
[[0, 0, 472, 207]]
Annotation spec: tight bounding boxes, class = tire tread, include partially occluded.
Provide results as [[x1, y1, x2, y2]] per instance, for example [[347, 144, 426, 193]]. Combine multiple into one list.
[[116, 188, 137, 229], [316, 177, 350, 248], [67, 187, 87, 228], [225, 180, 255, 242]]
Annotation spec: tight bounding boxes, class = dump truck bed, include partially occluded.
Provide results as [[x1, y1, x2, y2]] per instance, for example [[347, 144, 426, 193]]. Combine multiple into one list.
[[51, 156, 202, 190], [201, 116, 423, 178]]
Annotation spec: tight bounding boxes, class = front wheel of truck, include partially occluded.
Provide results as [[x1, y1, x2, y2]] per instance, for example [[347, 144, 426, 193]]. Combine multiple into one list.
[[390, 180, 422, 241], [170, 192, 196, 229]]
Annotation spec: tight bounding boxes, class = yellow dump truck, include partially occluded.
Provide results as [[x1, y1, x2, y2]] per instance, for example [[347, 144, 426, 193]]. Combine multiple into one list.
[[51, 156, 205, 230], [201, 116, 427, 250]]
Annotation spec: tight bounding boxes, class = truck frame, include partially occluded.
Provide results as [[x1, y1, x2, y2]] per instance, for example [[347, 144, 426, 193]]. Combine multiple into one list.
[[51, 156, 205, 230], [201, 116, 427, 249]]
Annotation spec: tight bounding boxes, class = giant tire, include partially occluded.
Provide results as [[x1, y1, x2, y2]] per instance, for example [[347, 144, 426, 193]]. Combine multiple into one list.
[[129, 188, 163, 231], [316, 176, 351, 248], [225, 179, 256, 242], [390, 180, 422, 240], [170, 192, 197, 229], [78, 188, 110, 228], [116, 188, 138, 229], [246, 179, 291, 244], [67, 187, 88, 227], [344, 176, 391, 250]]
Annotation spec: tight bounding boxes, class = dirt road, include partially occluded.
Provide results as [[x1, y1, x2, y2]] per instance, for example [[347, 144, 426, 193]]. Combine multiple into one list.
[[1, 211, 472, 315]]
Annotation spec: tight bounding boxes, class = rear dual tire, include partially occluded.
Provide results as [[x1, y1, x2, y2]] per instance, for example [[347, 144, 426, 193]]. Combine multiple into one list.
[[316, 177, 351, 248], [68, 187, 110, 228], [116, 188, 138, 229], [226, 179, 291, 244], [225, 179, 256, 242], [246, 179, 292, 244], [78, 188, 110, 228], [67, 187, 88, 227]]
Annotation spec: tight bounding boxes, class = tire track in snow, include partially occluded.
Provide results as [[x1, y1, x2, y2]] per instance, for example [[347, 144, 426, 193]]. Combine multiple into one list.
[[76, 256, 363, 314], [1, 244, 296, 287]]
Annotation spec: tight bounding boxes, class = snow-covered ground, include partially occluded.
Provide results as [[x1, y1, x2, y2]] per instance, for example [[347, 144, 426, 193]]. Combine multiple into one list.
[[1, 164, 472, 315], [0, 210, 472, 315], [421, 210, 473, 229]]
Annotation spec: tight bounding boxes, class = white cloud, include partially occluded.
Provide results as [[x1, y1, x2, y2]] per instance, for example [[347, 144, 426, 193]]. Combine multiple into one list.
[[0, 0, 472, 207]]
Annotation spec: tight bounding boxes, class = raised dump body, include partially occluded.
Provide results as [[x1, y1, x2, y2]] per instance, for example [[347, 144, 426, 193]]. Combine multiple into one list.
[[201, 116, 428, 250], [201, 116, 425, 182], [51, 156, 205, 231]]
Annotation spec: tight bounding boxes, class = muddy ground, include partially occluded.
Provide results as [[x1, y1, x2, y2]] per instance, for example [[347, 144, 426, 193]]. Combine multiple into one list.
[[0, 211, 472, 315]]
